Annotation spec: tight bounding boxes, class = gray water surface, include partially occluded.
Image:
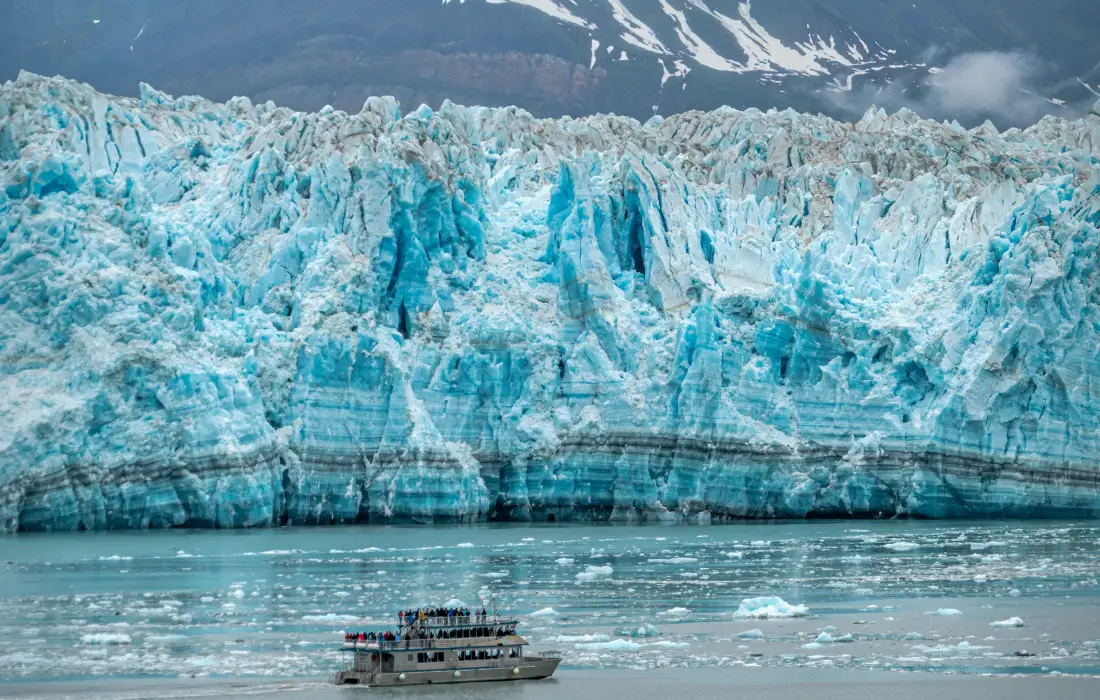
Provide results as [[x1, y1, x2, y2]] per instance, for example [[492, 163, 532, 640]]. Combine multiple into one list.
[[1, 521, 1098, 697]]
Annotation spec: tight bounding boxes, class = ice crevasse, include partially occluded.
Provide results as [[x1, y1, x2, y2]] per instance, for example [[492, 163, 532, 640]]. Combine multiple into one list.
[[1, 72, 1099, 531]]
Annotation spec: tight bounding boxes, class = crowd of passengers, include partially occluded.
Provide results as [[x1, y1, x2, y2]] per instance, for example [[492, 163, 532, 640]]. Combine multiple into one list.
[[397, 607, 491, 625], [344, 624, 513, 645], [342, 607, 511, 646]]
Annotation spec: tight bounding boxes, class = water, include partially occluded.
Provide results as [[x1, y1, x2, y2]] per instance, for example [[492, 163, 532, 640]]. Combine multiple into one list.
[[2, 521, 1099, 698]]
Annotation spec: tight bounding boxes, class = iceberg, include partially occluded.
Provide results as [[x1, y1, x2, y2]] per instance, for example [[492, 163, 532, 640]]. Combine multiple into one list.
[[575, 564, 614, 582], [547, 633, 610, 643], [989, 616, 1024, 628], [734, 596, 809, 619], [1, 72, 1100, 531], [80, 633, 132, 645], [614, 624, 661, 638]]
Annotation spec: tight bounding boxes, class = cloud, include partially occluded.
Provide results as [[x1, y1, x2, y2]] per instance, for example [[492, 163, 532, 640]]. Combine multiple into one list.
[[821, 50, 1094, 128], [924, 51, 1038, 119]]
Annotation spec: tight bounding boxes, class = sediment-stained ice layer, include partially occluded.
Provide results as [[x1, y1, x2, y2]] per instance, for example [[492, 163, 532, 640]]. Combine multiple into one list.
[[1, 72, 1099, 530]]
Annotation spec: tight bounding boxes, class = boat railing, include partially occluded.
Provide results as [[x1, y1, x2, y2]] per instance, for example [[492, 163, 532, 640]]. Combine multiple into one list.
[[342, 635, 514, 652], [402, 614, 514, 628]]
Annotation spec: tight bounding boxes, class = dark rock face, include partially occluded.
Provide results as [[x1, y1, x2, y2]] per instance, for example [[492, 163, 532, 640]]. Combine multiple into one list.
[[3, 0, 1098, 125]]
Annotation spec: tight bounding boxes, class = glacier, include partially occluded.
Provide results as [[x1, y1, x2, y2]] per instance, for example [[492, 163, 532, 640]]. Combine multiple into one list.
[[1, 72, 1099, 531]]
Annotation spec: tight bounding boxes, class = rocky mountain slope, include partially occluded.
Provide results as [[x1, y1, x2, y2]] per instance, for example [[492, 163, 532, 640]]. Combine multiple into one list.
[[3, 1, 1099, 126]]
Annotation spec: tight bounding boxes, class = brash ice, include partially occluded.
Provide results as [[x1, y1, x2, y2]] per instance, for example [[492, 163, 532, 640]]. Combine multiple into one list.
[[1, 72, 1099, 531]]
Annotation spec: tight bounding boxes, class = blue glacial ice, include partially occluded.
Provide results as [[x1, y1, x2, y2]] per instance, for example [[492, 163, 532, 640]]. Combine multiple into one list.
[[1, 72, 1099, 531]]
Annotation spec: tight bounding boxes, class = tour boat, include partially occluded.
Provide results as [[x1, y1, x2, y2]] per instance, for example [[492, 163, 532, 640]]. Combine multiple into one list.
[[333, 608, 561, 686]]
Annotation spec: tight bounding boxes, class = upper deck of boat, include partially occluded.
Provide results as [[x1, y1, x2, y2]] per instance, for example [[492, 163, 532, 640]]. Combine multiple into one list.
[[343, 614, 522, 653]]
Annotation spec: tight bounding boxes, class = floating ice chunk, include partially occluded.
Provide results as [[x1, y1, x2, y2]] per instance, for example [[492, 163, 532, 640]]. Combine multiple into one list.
[[970, 541, 1007, 550], [814, 631, 835, 644], [301, 613, 360, 622], [575, 638, 686, 651], [734, 596, 808, 619], [736, 629, 765, 639], [927, 608, 963, 617], [144, 634, 187, 645], [658, 607, 691, 617], [529, 607, 559, 618], [854, 588, 874, 596], [990, 617, 1024, 628], [613, 624, 661, 637], [905, 632, 924, 640], [648, 557, 698, 564], [81, 633, 131, 645], [575, 639, 642, 651], [575, 565, 613, 582], [98, 555, 133, 561], [555, 557, 575, 565], [547, 633, 609, 643], [443, 598, 466, 608], [1009, 589, 1022, 597], [456, 543, 474, 548], [884, 541, 920, 551], [912, 641, 991, 654]]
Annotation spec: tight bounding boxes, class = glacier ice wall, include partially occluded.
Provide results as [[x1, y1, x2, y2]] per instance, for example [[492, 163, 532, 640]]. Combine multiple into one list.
[[2, 72, 1100, 531]]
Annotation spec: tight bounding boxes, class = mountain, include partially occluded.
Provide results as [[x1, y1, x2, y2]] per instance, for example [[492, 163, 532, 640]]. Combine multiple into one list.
[[2, 0, 1099, 127], [1, 72, 1098, 530]]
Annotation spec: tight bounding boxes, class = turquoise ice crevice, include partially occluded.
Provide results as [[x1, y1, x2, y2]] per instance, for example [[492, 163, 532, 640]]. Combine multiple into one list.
[[1, 72, 1099, 530]]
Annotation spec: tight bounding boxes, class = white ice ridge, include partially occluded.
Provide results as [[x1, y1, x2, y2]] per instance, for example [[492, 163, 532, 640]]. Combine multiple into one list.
[[0, 72, 1099, 532]]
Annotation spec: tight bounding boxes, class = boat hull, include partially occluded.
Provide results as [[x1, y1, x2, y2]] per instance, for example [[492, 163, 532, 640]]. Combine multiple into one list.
[[334, 658, 560, 686]]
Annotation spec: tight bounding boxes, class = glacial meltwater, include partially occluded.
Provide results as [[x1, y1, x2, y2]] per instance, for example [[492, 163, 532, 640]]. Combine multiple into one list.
[[2, 521, 1099, 698]]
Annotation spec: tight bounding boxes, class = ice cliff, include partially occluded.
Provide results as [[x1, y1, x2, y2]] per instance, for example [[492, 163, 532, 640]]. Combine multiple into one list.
[[2, 72, 1099, 531]]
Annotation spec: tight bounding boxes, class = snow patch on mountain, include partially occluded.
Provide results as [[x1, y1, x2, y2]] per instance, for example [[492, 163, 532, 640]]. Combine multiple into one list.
[[607, 0, 669, 55], [461, 0, 917, 86], [482, 0, 595, 29]]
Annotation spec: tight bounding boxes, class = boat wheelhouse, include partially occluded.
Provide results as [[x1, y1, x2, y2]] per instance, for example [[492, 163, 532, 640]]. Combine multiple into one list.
[[333, 610, 561, 686]]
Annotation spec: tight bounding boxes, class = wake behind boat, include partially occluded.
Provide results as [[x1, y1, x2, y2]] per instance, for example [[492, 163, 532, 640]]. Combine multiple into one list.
[[333, 605, 561, 686]]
